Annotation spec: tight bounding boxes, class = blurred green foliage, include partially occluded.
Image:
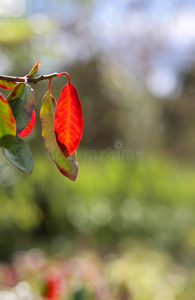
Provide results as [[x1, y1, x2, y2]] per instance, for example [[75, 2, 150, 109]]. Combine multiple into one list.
[[1, 152, 195, 266]]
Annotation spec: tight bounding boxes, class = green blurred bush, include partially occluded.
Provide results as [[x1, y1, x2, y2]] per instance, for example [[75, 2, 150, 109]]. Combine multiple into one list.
[[1, 152, 195, 264]]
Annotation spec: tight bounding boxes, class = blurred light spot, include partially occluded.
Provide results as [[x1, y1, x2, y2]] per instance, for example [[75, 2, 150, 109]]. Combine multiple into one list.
[[0, 0, 26, 17], [146, 68, 178, 98], [15, 282, 31, 298], [90, 202, 112, 225], [169, 10, 195, 45], [67, 204, 95, 233], [24, 248, 45, 270], [120, 199, 143, 222], [29, 14, 54, 34], [1, 291, 18, 300]]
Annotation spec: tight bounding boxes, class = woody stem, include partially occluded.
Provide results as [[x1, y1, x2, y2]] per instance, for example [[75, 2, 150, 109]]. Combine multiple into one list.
[[0, 73, 69, 84]]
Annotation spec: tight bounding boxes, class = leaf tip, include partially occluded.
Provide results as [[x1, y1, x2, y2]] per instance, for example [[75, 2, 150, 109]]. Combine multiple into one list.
[[27, 60, 42, 78]]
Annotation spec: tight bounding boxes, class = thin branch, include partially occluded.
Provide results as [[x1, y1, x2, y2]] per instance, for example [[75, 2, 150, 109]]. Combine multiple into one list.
[[0, 75, 25, 83], [28, 73, 59, 84], [0, 73, 65, 84]]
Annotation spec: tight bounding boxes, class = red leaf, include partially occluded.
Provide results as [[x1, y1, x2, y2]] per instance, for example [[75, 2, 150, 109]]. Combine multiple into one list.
[[54, 82, 83, 157], [45, 275, 61, 299], [0, 80, 16, 90], [18, 109, 35, 137]]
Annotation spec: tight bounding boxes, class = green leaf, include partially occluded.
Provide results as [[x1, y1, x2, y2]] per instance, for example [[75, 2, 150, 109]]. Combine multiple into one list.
[[0, 80, 16, 90], [7, 83, 35, 134], [27, 61, 41, 78], [71, 287, 86, 300], [40, 91, 78, 181], [0, 93, 16, 149], [3, 136, 33, 174]]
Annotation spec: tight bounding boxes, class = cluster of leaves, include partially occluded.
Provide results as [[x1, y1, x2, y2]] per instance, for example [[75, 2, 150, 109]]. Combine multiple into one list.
[[0, 62, 83, 181]]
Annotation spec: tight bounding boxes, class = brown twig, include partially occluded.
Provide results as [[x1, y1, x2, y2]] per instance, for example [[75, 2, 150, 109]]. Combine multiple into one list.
[[0, 73, 61, 84]]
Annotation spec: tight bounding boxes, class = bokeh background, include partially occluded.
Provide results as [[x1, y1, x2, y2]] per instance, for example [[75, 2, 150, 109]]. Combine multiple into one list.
[[0, 0, 195, 299]]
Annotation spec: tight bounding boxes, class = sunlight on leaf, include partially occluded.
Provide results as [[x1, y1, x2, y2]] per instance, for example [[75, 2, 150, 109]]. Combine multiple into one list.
[[0, 93, 16, 149]]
